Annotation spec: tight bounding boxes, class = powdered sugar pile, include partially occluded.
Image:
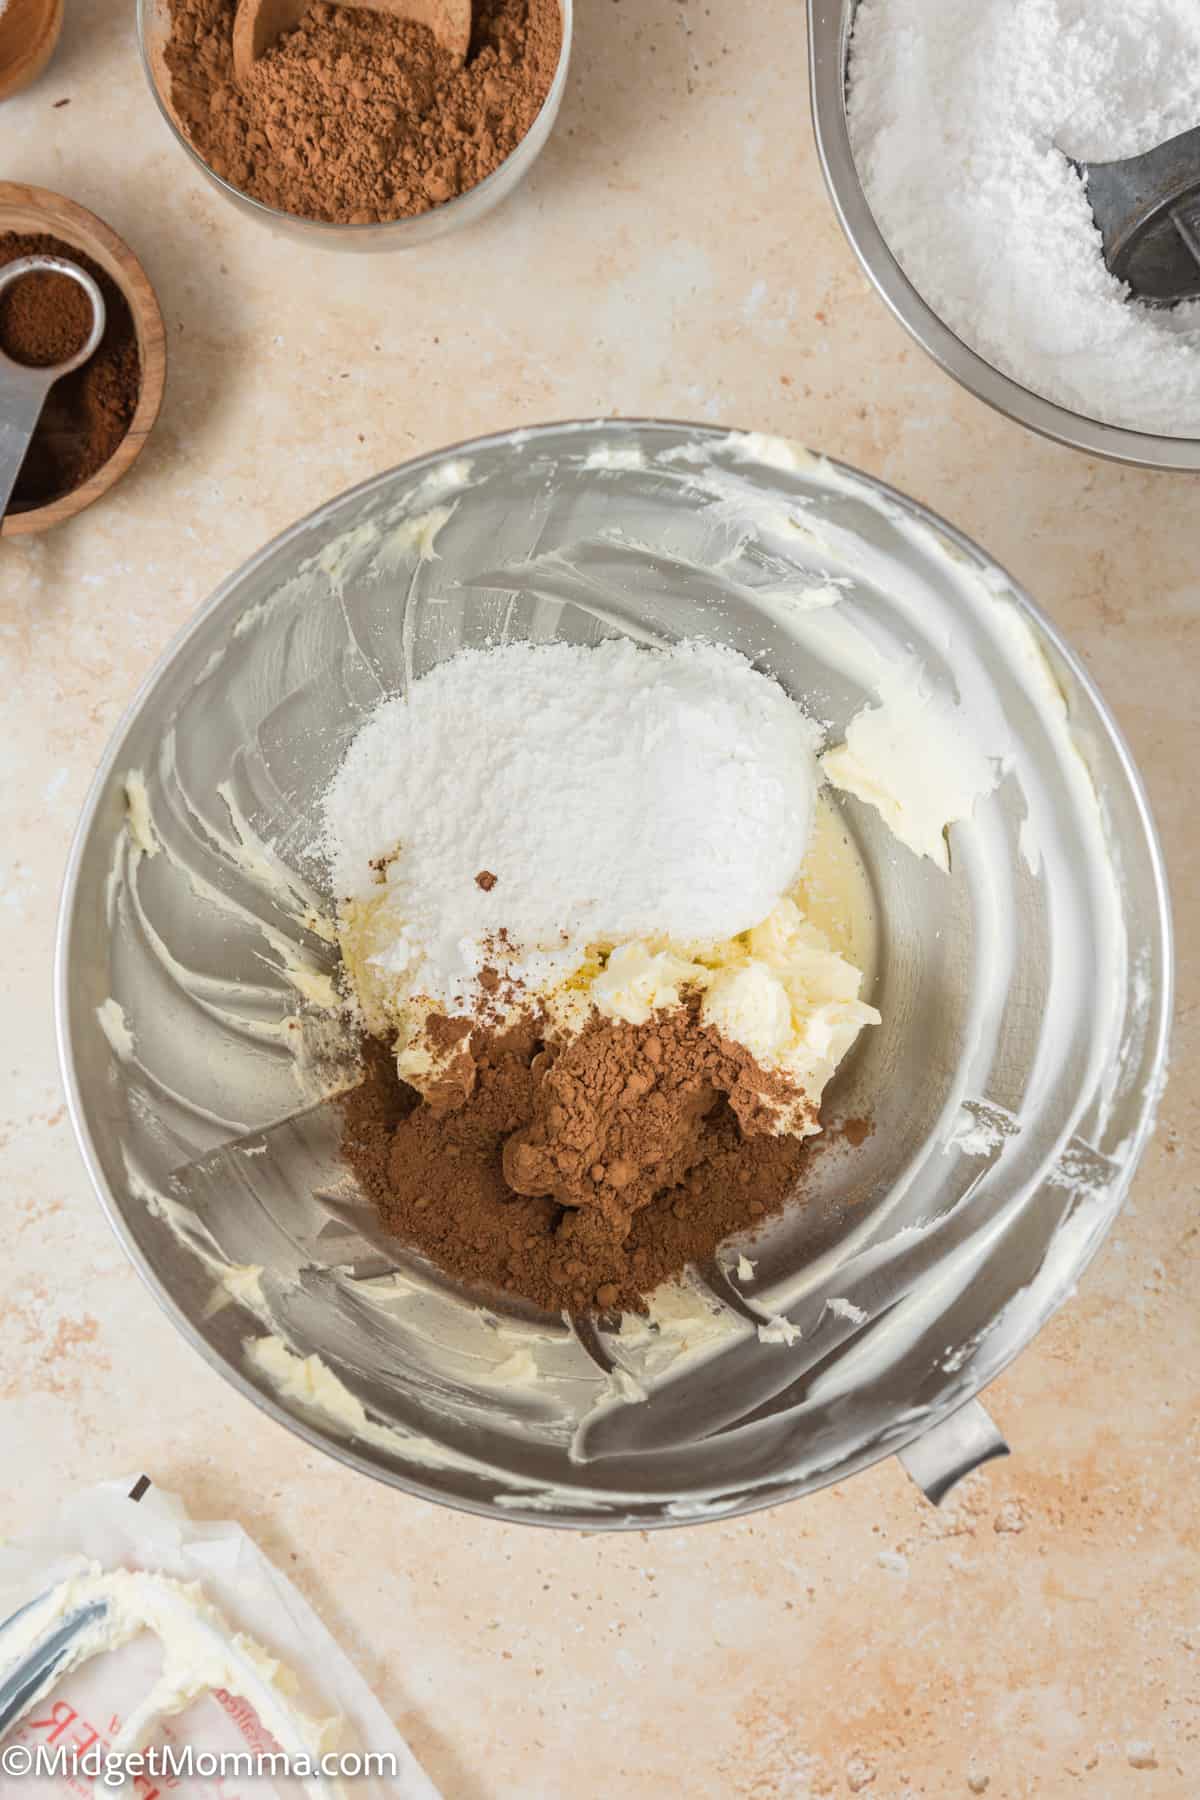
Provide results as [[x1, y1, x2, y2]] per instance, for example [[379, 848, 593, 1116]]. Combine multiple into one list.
[[323, 638, 821, 1007], [848, 0, 1200, 435]]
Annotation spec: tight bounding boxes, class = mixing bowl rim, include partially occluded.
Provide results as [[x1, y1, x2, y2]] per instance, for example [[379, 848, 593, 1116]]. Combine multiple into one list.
[[806, 0, 1200, 473], [54, 416, 1175, 1528], [135, 0, 575, 243]]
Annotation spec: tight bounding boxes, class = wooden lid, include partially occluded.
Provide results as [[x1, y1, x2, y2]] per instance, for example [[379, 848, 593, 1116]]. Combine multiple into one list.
[[0, 0, 64, 103]]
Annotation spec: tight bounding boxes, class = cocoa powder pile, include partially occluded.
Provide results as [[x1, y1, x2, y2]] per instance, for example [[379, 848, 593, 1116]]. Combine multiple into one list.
[[0, 233, 141, 510], [342, 1004, 819, 1316], [164, 0, 562, 224], [0, 271, 92, 368]]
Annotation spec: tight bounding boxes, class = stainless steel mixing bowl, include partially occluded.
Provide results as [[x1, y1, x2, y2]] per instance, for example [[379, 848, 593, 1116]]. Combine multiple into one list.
[[807, 0, 1200, 472], [57, 420, 1171, 1527]]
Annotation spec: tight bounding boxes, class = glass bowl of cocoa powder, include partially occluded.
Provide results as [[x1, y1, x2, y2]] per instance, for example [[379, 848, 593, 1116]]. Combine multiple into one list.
[[137, 0, 571, 248], [58, 421, 1169, 1528]]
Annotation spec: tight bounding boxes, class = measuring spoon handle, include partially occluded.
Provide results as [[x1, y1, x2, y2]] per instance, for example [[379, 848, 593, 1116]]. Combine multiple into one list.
[[0, 363, 56, 524]]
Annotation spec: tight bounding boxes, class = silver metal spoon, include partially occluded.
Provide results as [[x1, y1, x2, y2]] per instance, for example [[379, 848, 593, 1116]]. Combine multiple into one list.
[[0, 254, 106, 520], [1073, 123, 1200, 308]]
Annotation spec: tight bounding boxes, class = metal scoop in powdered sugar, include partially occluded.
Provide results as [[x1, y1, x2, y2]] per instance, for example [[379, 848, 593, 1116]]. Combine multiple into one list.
[[1073, 123, 1200, 307], [232, 0, 472, 83]]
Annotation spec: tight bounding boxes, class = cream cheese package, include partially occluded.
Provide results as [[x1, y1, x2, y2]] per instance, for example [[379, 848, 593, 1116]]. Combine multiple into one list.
[[0, 1479, 438, 1800]]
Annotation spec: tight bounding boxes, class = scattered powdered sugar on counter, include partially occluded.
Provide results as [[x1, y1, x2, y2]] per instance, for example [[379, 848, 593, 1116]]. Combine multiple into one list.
[[847, 0, 1200, 433], [323, 638, 821, 1001]]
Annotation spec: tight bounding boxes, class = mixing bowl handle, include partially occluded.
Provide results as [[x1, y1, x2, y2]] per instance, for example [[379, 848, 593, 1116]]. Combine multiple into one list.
[[897, 1399, 1010, 1505]]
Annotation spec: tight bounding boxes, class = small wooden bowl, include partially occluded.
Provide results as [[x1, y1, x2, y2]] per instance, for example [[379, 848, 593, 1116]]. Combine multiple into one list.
[[0, 183, 166, 537], [0, 0, 64, 102]]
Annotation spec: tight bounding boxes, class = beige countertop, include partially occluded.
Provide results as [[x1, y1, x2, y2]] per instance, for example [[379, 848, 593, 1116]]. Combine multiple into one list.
[[1, 2, 1195, 1794]]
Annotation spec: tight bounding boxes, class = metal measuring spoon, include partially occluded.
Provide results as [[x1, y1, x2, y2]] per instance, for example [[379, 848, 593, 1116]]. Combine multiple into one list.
[[0, 254, 107, 520], [1073, 124, 1200, 308]]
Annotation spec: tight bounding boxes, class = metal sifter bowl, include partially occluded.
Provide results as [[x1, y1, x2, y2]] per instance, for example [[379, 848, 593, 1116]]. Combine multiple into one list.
[[807, 0, 1200, 472], [57, 421, 1171, 1528]]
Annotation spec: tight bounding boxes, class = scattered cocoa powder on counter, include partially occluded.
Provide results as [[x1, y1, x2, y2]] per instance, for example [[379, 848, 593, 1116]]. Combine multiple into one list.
[[0, 233, 140, 511], [341, 1005, 817, 1316], [164, 0, 562, 224]]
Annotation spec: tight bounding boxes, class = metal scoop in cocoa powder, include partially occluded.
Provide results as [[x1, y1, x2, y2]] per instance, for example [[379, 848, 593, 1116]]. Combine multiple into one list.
[[232, 0, 472, 82], [0, 255, 105, 520]]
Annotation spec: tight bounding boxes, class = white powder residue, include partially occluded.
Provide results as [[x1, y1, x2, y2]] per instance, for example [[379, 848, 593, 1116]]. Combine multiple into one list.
[[124, 770, 160, 858], [847, 0, 1200, 434], [96, 997, 135, 1060], [826, 1296, 868, 1325], [758, 1315, 801, 1346], [324, 639, 821, 1007], [582, 444, 646, 470]]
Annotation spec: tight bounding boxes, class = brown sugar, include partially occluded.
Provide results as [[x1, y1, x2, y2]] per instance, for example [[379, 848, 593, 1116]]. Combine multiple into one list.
[[163, 0, 563, 225], [341, 1004, 816, 1316], [0, 233, 141, 511]]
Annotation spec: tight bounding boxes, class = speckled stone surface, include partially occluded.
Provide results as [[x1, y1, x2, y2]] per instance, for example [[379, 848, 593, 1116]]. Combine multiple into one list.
[[1, 3, 1195, 1795]]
